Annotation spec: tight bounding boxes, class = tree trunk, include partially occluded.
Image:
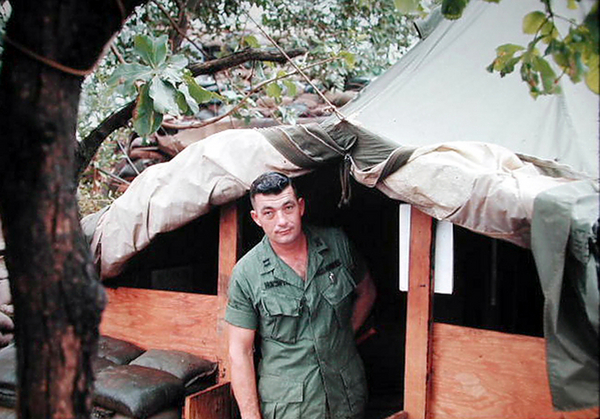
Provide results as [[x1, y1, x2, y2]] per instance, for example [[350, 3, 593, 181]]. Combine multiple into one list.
[[0, 1, 145, 418]]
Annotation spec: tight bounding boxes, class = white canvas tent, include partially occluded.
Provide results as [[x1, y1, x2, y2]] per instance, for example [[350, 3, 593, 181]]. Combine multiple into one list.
[[83, 0, 599, 414]]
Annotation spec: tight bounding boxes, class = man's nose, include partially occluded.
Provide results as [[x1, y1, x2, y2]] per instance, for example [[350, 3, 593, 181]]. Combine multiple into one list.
[[275, 209, 288, 225]]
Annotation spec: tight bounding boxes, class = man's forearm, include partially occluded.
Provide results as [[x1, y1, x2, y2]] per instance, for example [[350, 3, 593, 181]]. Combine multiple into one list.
[[230, 351, 262, 419]]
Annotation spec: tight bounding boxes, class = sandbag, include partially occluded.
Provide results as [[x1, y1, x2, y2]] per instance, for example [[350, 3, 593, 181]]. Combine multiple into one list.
[[130, 349, 217, 385], [93, 364, 184, 418], [97, 336, 144, 365]]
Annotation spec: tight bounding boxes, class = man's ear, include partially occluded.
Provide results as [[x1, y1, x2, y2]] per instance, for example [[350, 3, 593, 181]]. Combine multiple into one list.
[[298, 197, 306, 217], [250, 209, 262, 227]]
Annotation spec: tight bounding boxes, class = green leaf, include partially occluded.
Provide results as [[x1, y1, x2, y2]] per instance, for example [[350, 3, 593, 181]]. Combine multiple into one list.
[[133, 84, 163, 137], [533, 56, 558, 93], [567, 0, 578, 10], [394, 0, 420, 14], [243, 35, 261, 48], [107, 63, 153, 95], [442, 0, 470, 20], [160, 55, 188, 85], [339, 51, 356, 68], [266, 82, 283, 99], [148, 77, 180, 114], [183, 74, 219, 104], [540, 20, 559, 43], [489, 44, 524, 74], [177, 84, 200, 115], [523, 11, 547, 35], [496, 43, 526, 57], [283, 80, 297, 96], [585, 55, 599, 94], [134, 34, 168, 68], [569, 51, 586, 83]]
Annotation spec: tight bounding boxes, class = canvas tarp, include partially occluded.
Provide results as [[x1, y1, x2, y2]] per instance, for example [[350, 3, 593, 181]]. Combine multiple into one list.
[[531, 180, 599, 411], [87, 119, 573, 276]]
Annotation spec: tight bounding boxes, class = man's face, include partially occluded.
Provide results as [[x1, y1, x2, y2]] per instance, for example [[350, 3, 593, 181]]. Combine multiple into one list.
[[251, 185, 305, 247]]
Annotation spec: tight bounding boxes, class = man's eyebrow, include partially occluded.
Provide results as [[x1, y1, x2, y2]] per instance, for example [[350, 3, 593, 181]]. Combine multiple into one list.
[[259, 200, 295, 211]]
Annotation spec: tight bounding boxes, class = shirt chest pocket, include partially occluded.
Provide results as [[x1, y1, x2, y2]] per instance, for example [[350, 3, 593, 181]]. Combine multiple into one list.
[[321, 266, 356, 328], [259, 292, 303, 344]]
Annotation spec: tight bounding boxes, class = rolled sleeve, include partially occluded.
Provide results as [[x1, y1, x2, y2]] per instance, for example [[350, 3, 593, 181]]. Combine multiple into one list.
[[224, 268, 258, 330]]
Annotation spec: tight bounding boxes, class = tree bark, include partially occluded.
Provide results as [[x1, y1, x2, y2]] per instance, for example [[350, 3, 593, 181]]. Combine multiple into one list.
[[0, 1, 145, 418], [74, 47, 307, 179]]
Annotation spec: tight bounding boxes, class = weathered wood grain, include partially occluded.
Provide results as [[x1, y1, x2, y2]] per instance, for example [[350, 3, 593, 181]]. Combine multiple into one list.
[[403, 208, 434, 419], [430, 323, 599, 419], [100, 287, 219, 361]]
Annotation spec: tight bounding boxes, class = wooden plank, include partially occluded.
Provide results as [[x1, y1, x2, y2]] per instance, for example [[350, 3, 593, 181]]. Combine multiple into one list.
[[217, 203, 241, 382], [429, 323, 600, 419], [403, 208, 435, 419], [100, 287, 219, 361], [185, 381, 233, 419]]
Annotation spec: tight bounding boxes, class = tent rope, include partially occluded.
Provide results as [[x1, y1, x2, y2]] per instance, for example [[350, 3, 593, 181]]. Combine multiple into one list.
[[2, 0, 126, 78], [244, 11, 348, 123], [3, 35, 95, 77]]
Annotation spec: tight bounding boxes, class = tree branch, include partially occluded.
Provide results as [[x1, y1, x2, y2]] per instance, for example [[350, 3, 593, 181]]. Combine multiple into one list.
[[187, 47, 306, 74], [162, 57, 337, 130], [74, 47, 306, 179]]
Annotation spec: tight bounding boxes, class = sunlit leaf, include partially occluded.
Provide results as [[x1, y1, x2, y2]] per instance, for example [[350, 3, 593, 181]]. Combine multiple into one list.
[[394, 0, 420, 14], [567, 0, 578, 10], [523, 11, 547, 35], [183, 74, 222, 104], [339, 51, 356, 68], [283, 80, 297, 96], [133, 84, 163, 137], [266, 82, 283, 99], [540, 20, 559, 43], [497, 43, 525, 57], [243, 35, 261, 48], [148, 77, 179, 114]]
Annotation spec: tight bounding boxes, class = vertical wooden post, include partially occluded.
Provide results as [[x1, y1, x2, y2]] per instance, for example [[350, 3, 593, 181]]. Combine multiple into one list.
[[403, 208, 435, 419], [217, 202, 241, 383]]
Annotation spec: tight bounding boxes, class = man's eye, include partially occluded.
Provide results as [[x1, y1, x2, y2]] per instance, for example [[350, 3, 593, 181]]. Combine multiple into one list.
[[284, 205, 294, 213], [263, 211, 274, 218]]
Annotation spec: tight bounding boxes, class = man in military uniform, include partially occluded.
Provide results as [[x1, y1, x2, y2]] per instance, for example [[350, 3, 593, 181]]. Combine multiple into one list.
[[225, 172, 377, 419]]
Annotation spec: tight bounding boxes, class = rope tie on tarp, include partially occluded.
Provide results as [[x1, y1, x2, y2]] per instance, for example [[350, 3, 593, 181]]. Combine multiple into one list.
[[259, 122, 358, 207]]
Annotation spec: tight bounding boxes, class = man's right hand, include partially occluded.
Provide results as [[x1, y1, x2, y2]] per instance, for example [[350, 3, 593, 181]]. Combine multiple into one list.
[[228, 324, 263, 419]]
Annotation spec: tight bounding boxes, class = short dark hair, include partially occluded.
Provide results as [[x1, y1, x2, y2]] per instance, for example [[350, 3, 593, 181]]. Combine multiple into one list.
[[250, 172, 299, 206]]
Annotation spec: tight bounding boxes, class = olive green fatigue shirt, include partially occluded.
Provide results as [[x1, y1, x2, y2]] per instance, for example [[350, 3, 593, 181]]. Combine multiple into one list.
[[225, 225, 368, 419]]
